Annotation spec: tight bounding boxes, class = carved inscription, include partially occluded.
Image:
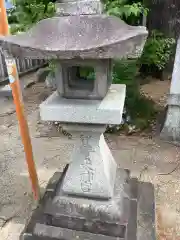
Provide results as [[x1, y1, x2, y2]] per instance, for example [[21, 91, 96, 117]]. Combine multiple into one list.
[[80, 135, 95, 193]]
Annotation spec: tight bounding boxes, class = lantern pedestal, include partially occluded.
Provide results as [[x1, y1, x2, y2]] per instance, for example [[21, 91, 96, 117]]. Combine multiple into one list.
[[21, 84, 155, 240], [40, 84, 125, 199]]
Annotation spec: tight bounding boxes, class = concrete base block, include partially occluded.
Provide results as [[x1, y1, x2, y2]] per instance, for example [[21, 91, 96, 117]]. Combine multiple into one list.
[[161, 104, 180, 143], [0, 75, 35, 98], [0, 85, 12, 97], [161, 94, 180, 143], [21, 165, 156, 240]]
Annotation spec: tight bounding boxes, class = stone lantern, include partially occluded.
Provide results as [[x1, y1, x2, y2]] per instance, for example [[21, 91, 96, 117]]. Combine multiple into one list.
[[0, 0, 155, 239]]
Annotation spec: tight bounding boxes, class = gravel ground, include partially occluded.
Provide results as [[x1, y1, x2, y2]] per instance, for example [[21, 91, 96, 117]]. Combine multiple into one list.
[[0, 73, 179, 240], [140, 79, 170, 108]]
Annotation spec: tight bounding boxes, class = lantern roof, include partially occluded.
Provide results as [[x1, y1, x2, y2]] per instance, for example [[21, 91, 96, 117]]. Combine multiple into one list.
[[0, 15, 147, 59]]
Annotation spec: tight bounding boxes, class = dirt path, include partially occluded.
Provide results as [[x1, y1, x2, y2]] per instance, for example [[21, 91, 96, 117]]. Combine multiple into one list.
[[0, 74, 178, 240], [140, 79, 170, 107]]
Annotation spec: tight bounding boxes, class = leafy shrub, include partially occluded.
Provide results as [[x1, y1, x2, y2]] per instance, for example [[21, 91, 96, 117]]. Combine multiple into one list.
[[139, 30, 175, 71], [113, 59, 157, 129], [104, 0, 148, 25], [10, 0, 55, 32], [7, 8, 18, 24]]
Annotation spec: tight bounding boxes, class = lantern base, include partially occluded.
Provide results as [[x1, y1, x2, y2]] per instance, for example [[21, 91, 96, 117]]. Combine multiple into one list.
[[21, 165, 156, 240]]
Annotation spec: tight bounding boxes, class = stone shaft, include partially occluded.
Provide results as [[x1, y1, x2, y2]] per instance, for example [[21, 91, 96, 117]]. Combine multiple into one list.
[[61, 124, 117, 199]]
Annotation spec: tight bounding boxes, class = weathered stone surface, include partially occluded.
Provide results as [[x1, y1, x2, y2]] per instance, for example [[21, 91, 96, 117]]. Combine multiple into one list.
[[56, 0, 103, 16], [0, 80, 26, 97], [40, 84, 126, 125], [32, 223, 123, 240], [137, 182, 156, 240], [45, 73, 57, 89], [126, 199, 137, 240], [160, 105, 180, 142], [44, 168, 130, 237], [20, 168, 155, 240], [167, 93, 180, 106], [58, 124, 117, 199], [55, 59, 112, 100], [161, 94, 180, 142], [161, 93, 180, 142], [33, 223, 124, 240], [0, 84, 12, 97], [161, 37, 180, 143], [36, 67, 50, 83], [0, 15, 147, 59]]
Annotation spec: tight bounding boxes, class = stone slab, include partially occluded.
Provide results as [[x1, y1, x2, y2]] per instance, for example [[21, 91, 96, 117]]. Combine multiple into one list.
[[40, 84, 126, 125], [21, 166, 156, 240], [160, 105, 180, 142], [0, 84, 12, 97], [43, 167, 130, 238], [137, 182, 156, 240], [126, 199, 137, 240], [167, 93, 180, 106], [0, 74, 36, 97], [33, 223, 124, 240]]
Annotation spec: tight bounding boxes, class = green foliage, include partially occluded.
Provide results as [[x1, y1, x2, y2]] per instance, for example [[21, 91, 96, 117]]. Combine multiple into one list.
[[112, 59, 138, 83], [48, 60, 56, 71], [113, 59, 157, 129], [104, 0, 148, 24], [9, 0, 55, 33], [7, 8, 18, 24], [9, 24, 23, 35], [79, 67, 95, 81], [140, 30, 175, 71]]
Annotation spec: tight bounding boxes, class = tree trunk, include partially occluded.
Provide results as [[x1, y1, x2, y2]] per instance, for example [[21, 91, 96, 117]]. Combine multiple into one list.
[[146, 0, 180, 39]]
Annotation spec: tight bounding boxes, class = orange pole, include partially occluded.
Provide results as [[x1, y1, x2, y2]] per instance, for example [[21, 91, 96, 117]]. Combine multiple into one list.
[[0, 0, 40, 200], [0, 0, 9, 35]]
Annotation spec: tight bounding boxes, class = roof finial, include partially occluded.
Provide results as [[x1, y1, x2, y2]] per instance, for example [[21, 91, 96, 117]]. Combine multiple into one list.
[[56, 0, 103, 16]]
